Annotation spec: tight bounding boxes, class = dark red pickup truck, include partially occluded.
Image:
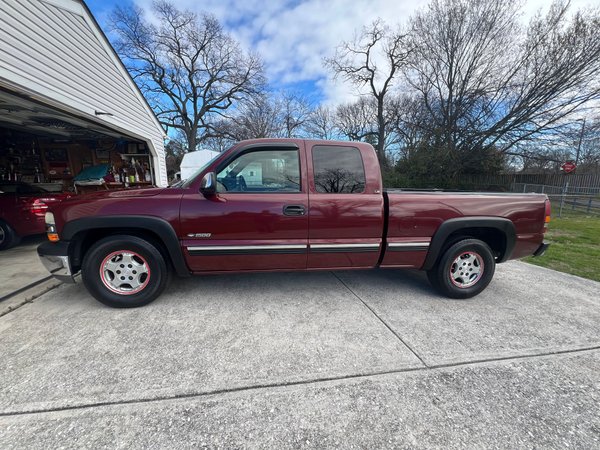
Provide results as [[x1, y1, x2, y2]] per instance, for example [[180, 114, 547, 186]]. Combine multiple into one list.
[[38, 139, 550, 307]]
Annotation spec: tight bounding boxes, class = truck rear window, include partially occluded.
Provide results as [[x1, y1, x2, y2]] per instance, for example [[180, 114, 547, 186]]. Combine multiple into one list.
[[312, 146, 366, 194]]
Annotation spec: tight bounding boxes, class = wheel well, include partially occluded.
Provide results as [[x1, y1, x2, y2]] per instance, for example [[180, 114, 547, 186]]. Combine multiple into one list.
[[0, 219, 15, 232], [70, 228, 173, 273], [440, 227, 507, 262]]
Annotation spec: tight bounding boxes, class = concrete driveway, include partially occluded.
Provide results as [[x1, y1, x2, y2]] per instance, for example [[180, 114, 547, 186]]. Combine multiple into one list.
[[1, 262, 599, 448], [0, 235, 49, 300]]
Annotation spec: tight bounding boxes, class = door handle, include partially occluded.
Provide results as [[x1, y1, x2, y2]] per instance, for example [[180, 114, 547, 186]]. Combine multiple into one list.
[[283, 204, 306, 216]]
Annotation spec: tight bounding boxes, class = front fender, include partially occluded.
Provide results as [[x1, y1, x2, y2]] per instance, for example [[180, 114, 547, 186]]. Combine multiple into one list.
[[61, 216, 190, 277]]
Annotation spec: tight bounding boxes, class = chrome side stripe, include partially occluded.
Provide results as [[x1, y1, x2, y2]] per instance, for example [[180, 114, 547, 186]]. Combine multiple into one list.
[[388, 242, 430, 248], [309, 243, 380, 253], [187, 243, 427, 255], [310, 243, 379, 249], [387, 242, 430, 252], [186, 243, 383, 255], [187, 244, 307, 256], [188, 245, 306, 251]]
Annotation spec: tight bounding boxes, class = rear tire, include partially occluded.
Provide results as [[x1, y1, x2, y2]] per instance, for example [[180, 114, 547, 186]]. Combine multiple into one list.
[[0, 221, 20, 251], [427, 238, 495, 299], [82, 235, 170, 308]]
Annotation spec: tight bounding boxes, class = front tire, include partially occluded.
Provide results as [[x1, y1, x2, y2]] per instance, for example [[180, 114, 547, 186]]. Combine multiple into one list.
[[427, 238, 495, 299], [82, 235, 169, 308], [0, 221, 20, 251]]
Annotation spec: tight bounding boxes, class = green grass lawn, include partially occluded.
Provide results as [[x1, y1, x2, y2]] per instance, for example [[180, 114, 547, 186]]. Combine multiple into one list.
[[524, 211, 600, 282]]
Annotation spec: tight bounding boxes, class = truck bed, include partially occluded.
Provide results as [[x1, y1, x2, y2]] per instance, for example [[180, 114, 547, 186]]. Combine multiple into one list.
[[380, 190, 548, 269]]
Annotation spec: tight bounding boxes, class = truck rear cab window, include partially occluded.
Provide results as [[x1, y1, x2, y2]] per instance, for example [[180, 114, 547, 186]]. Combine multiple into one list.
[[216, 149, 300, 193], [312, 146, 366, 193]]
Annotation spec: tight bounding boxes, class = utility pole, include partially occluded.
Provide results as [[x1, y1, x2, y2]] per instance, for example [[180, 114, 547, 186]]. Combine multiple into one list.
[[575, 118, 586, 167]]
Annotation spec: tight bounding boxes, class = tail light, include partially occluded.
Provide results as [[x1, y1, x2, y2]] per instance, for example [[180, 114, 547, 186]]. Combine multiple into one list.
[[28, 199, 49, 217], [543, 198, 551, 232]]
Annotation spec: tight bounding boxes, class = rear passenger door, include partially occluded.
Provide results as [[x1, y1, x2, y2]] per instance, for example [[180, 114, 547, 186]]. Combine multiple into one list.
[[306, 144, 385, 269]]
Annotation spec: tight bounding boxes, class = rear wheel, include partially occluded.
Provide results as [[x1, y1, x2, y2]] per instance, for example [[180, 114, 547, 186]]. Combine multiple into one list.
[[0, 221, 20, 251], [427, 238, 495, 299], [82, 235, 169, 308]]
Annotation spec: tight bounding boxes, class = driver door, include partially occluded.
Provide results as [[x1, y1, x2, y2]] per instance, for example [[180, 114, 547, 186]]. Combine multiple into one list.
[[179, 143, 309, 272]]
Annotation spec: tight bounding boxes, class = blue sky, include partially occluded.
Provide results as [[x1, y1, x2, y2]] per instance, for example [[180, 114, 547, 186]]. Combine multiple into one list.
[[85, 0, 427, 106], [86, 0, 595, 108]]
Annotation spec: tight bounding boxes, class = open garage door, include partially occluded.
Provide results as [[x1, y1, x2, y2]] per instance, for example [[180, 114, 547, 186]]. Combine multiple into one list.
[[0, 88, 161, 294], [0, 89, 157, 193]]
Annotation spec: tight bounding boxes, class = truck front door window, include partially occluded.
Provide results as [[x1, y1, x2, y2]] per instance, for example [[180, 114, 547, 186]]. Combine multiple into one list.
[[312, 146, 366, 193], [216, 149, 300, 193]]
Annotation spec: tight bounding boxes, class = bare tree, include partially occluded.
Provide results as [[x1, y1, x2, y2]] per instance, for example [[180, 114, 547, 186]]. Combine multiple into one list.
[[200, 131, 234, 153], [326, 19, 411, 165], [277, 92, 312, 138], [314, 168, 365, 193], [515, 117, 600, 174], [386, 94, 429, 161], [405, 0, 600, 178], [305, 105, 338, 140], [202, 97, 276, 151], [164, 137, 186, 180], [229, 94, 281, 140], [110, 1, 265, 152], [575, 118, 600, 173], [335, 97, 377, 142], [204, 91, 313, 148], [508, 141, 569, 173]]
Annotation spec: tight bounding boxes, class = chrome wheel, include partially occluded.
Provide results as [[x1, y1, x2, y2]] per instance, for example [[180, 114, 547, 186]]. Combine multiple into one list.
[[100, 250, 151, 295], [449, 251, 484, 288]]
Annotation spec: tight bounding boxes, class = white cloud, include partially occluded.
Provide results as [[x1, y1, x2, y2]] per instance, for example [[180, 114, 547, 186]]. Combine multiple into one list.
[[521, 0, 595, 20], [134, 0, 597, 106]]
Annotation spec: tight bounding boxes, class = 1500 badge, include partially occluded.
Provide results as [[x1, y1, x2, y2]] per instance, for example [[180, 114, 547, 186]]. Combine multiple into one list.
[[187, 233, 212, 238]]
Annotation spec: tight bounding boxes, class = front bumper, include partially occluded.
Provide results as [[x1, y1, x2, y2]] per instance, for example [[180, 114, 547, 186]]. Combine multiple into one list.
[[533, 241, 550, 257], [37, 241, 77, 283]]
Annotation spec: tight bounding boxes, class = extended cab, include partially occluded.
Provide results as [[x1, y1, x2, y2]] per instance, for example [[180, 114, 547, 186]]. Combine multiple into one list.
[[38, 139, 550, 307]]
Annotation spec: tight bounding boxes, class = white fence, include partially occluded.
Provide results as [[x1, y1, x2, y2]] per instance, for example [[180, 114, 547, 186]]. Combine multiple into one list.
[[513, 182, 600, 217], [463, 173, 600, 191]]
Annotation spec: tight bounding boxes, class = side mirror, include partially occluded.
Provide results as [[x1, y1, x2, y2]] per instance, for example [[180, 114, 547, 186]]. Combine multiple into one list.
[[200, 172, 217, 197]]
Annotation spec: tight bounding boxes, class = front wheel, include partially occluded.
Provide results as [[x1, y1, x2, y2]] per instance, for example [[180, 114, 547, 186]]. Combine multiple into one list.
[[427, 238, 495, 299], [0, 221, 20, 251], [82, 235, 170, 308]]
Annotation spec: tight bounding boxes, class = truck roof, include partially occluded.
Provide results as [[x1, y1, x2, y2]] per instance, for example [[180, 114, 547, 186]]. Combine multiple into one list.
[[234, 138, 374, 150]]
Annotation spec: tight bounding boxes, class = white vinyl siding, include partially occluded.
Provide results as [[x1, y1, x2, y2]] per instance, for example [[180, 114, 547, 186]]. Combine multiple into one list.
[[0, 0, 167, 185]]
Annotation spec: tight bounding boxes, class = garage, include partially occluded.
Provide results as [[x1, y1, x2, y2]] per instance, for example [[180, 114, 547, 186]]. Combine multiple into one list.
[[0, 0, 167, 253]]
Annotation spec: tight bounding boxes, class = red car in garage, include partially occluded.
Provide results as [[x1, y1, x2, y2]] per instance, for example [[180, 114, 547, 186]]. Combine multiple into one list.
[[0, 181, 70, 250]]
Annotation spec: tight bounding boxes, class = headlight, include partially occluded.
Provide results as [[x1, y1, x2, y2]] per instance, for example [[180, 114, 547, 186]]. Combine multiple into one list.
[[45, 212, 59, 242], [45, 212, 55, 226]]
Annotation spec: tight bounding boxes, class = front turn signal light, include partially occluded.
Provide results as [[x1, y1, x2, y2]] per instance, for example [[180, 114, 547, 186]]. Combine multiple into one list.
[[45, 212, 59, 242]]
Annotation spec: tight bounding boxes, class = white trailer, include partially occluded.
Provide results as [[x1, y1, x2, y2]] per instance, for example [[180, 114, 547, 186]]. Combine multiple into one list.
[[180, 150, 220, 181]]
